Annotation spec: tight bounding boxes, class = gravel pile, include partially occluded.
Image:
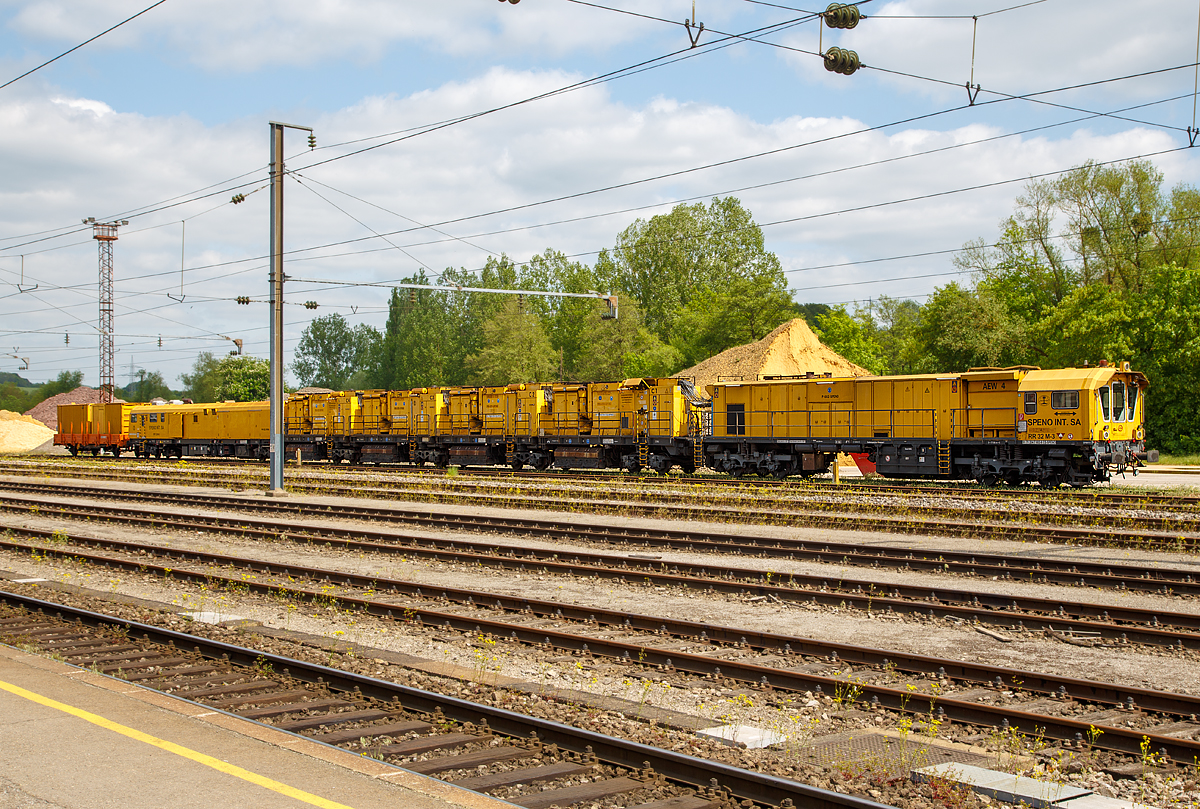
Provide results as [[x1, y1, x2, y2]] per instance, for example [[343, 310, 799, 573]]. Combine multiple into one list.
[[678, 318, 868, 393], [0, 410, 53, 454]]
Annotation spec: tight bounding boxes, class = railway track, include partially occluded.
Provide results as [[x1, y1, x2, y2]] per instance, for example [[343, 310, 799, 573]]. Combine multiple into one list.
[[1, 474, 1198, 552], [3, 521, 1200, 764], [8, 457, 1198, 512], [2, 480, 1199, 604], [6, 459, 1200, 527], [0, 591, 872, 809]]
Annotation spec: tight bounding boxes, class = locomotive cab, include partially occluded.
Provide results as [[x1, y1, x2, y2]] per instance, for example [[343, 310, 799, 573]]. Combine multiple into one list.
[[1017, 363, 1149, 481]]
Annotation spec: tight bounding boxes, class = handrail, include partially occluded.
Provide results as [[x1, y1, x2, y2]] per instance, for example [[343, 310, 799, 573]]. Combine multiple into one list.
[[716, 406, 1023, 440]]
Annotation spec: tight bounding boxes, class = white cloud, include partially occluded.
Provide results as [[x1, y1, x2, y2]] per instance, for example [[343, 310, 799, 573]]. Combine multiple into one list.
[[5, 0, 682, 70], [49, 95, 114, 116], [0, 58, 1188, 385], [781, 0, 1196, 105]]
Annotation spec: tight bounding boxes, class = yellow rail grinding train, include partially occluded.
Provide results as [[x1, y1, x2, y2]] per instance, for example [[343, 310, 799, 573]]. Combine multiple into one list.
[[704, 361, 1150, 486], [55, 362, 1151, 486]]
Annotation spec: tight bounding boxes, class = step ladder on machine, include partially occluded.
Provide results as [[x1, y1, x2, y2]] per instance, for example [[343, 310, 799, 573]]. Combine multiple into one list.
[[937, 440, 951, 476], [637, 414, 649, 468]]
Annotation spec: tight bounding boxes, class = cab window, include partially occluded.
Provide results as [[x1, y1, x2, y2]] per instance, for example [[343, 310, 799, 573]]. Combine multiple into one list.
[[1051, 391, 1079, 410], [149, 413, 158, 423], [1023, 392, 1037, 415], [1098, 386, 1110, 421], [129, 414, 137, 424], [1111, 381, 1125, 421], [727, 403, 746, 435], [1127, 384, 1139, 420]]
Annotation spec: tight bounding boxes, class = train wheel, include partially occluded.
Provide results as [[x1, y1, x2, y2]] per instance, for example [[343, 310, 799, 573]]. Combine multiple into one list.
[[510, 459, 525, 471], [68, 446, 79, 457], [980, 473, 999, 487], [90, 448, 99, 457]]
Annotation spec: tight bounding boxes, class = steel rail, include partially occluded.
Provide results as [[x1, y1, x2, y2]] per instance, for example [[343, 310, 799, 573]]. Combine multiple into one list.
[[0, 590, 889, 809], [3, 545, 1198, 765], [3, 495, 1199, 646], [2, 482, 1199, 591], [5, 522, 1195, 715], [6, 458, 1200, 511], [2, 471, 1198, 544]]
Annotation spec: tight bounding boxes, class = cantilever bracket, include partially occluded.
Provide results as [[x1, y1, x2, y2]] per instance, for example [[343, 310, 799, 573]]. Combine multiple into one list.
[[17, 256, 37, 292], [168, 292, 186, 302], [685, 18, 704, 48], [1188, 126, 1199, 147], [965, 82, 982, 106]]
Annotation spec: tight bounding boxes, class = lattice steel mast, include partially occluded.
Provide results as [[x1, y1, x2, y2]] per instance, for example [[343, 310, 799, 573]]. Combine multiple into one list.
[[83, 217, 127, 403]]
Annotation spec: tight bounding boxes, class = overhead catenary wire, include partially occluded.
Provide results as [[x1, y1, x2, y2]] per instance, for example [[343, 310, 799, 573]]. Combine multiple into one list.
[[267, 91, 1187, 280], [280, 143, 1193, 292], [0, 11, 818, 251], [4, 8, 1195, 369], [566, 0, 1192, 134], [0, 0, 171, 92], [1, 8, 1186, 257], [4, 103, 1176, 309]]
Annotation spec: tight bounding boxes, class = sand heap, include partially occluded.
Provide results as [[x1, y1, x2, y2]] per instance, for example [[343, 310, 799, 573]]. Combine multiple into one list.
[[24, 386, 125, 430], [678, 318, 869, 393], [0, 410, 54, 455]]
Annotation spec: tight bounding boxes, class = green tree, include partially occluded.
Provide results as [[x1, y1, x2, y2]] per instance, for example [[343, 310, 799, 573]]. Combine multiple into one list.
[[795, 302, 833, 330], [38, 370, 84, 399], [120, 370, 173, 402], [948, 158, 1200, 450], [521, 249, 602, 377], [668, 271, 796, 366], [179, 352, 221, 402], [3, 370, 84, 416], [292, 313, 378, 390], [368, 272, 459, 390], [598, 197, 792, 344], [813, 306, 886, 375], [464, 298, 556, 384], [0, 383, 31, 414], [212, 355, 269, 401], [1030, 266, 1200, 453], [574, 297, 684, 381], [915, 283, 1030, 371], [861, 296, 924, 375]]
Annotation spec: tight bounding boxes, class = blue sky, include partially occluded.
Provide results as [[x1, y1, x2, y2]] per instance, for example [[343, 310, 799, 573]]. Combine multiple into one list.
[[1, 0, 1198, 389]]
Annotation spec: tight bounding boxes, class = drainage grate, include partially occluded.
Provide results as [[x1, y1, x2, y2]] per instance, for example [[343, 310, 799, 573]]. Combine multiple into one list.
[[797, 731, 992, 779]]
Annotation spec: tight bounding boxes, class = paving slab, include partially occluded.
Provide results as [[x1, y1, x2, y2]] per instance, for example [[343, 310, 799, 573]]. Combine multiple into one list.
[[695, 723, 787, 749], [0, 644, 512, 809], [913, 762, 1091, 809]]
